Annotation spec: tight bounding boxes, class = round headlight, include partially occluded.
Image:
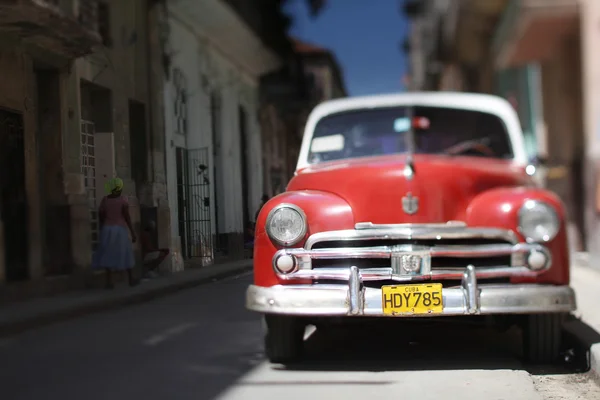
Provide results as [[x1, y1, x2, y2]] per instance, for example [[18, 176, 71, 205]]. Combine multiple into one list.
[[518, 200, 560, 242], [265, 204, 308, 246]]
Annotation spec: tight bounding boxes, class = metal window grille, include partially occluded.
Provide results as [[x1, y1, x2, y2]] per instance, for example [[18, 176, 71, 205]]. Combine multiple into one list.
[[81, 120, 99, 250], [177, 147, 214, 265]]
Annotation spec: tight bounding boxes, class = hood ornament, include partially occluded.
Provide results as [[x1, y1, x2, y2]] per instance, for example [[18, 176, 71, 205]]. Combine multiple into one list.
[[402, 192, 419, 215]]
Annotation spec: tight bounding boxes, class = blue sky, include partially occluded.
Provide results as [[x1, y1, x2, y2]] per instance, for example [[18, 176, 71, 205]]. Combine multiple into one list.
[[284, 0, 410, 97]]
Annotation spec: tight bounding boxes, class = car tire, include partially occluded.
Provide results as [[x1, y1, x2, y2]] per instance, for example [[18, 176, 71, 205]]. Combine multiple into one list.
[[522, 313, 565, 364], [264, 314, 305, 364]]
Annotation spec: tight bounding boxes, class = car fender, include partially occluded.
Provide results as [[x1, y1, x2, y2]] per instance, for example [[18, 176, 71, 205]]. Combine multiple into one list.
[[466, 187, 569, 285], [253, 190, 354, 287]]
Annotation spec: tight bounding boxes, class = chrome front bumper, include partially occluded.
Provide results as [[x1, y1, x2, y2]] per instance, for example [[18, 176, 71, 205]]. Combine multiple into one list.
[[247, 223, 577, 317], [246, 265, 577, 317]]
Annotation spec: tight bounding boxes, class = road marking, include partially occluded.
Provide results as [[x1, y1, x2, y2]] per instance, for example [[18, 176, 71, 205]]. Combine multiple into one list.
[[143, 322, 197, 346], [304, 324, 317, 340]]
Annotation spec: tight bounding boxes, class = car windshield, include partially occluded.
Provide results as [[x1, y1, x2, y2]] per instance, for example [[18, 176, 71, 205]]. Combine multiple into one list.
[[307, 106, 514, 164]]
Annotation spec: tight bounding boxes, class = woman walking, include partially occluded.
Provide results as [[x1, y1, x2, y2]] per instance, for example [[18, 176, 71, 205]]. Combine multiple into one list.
[[92, 177, 138, 288]]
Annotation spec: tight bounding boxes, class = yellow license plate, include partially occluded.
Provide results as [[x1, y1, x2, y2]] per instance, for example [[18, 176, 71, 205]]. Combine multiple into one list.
[[382, 283, 443, 315]]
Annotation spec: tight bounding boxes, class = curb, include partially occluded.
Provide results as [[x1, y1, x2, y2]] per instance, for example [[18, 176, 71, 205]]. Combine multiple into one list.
[[592, 343, 600, 381], [568, 255, 600, 380], [562, 315, 600, 381], [0, 263, 253, 338]]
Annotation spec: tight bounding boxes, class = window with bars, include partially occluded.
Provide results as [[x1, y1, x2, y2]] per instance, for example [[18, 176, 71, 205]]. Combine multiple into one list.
[[80, 120, 99, 249], [173, 68, 188, 136]]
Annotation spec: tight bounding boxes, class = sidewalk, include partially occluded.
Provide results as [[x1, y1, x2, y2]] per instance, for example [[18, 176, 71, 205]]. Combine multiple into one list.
[[0, 259, 253, 337], [567, 252, 600, 380]]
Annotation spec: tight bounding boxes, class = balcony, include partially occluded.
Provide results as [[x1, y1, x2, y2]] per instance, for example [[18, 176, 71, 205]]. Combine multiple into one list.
[[493, 0, 579, 68], [0, 0, 101, 59]]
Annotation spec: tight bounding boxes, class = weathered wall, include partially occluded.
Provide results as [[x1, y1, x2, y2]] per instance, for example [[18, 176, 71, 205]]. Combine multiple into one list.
[[164, 12, 264, 255], [62, 0, 169, 267], [0, 45, 43, 282], [580, 0, 600, 265]]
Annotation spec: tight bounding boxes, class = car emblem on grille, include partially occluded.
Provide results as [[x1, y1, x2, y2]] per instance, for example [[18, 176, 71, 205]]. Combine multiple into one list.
[[390, 246, 426, 275], [402, 192, 419, 215]]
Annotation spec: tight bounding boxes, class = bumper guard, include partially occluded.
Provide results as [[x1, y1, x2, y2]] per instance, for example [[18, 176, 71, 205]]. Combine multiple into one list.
[[246, 265, 577, 317]]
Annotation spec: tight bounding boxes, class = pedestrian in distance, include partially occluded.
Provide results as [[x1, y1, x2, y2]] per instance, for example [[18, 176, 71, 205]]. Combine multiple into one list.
[[92, 177, 139, 289], [141, 220, 170, 279]]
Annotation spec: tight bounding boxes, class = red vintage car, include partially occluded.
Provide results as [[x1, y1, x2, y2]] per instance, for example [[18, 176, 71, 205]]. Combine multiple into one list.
[[246, 92, 577, 364]]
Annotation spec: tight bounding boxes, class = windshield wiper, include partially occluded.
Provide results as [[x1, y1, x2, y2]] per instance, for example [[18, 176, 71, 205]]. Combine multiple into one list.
[[442, 137, 494, 156]]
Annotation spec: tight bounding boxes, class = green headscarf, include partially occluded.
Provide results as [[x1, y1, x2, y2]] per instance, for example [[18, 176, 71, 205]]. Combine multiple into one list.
[[104, 177, 124, 194]]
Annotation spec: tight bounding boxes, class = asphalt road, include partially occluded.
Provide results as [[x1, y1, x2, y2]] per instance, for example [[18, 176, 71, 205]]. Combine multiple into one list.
[[1, 272, 599, 400]]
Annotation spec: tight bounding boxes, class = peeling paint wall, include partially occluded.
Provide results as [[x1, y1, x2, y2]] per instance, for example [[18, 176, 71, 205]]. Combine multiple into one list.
[[164, 12, 265, 260], [0, 45, 43, 283]]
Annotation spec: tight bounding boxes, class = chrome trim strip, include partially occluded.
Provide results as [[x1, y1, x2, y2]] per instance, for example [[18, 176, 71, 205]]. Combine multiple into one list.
[[273, 242, 551, 277], [305, 226, 519, 249], [275, 265, 545, 282], [279, 243, 543, 260], [246, 264, 577, 316], [355, 221, 467, 230]]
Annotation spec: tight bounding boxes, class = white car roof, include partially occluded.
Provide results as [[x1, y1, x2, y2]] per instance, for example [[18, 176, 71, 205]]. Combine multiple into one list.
[[296, 91, 528, 171]]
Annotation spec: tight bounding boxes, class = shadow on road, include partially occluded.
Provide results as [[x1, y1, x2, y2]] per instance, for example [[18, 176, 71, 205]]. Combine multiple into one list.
[[272, 316, 592, 376]]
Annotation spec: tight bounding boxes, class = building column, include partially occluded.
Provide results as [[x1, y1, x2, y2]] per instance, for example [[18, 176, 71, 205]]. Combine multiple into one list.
[[580, 0, 600, 263], [145, 0, 171, 251], [0, 46, 43, 282], [61, 65, 92, 273], [22, 54, 44, 280], [540, 46, 579, 228], [0, 217, 4, 284]]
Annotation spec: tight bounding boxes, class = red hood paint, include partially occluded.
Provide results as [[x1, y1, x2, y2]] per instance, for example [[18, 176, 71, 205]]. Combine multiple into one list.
[[289, 154, 533, 224]]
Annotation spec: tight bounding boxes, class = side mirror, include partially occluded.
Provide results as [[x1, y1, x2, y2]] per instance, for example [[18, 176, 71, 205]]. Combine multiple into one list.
[[526, 155, 548, 177], [529, 154, 548, 166]]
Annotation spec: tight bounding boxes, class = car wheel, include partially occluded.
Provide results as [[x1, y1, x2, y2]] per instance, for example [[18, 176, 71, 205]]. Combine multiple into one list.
[[522, 313, 565, 364], [264, 314, 305, 364]]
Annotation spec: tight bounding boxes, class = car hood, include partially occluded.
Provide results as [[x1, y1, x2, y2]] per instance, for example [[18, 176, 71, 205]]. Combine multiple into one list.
[[289, 154, 532, 224]]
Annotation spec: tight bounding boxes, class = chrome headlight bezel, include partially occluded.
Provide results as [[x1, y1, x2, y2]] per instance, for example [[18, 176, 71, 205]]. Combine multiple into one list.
[[265, 203, 308, 247], [517, 199, 560, 243]]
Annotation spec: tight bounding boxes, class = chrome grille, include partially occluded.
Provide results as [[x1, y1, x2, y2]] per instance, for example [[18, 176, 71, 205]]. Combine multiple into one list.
[[270, 223, 552, 285], [311, 237, 514, 271]]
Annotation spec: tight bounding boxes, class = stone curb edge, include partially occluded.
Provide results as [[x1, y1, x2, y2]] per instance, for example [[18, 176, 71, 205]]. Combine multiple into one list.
[[563, 316, 600, 382], [591, 343, 600, 382], [0, 264, 253, 338]]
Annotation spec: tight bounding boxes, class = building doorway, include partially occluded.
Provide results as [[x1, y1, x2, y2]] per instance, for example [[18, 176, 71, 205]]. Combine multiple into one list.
[[80, 80, 113, 251], [175, 146, 213, 264], [175, 146, 189, 258], [36, 67, 72, 276], [0, 108, 28, 281]]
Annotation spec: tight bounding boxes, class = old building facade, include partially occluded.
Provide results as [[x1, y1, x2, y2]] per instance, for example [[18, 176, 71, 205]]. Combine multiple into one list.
[[162, 0, 281, 264], [0, 0, 101, 295], [0, 0, 347, 301], [0, 0, 170, 301], [258, 37, 348, 200], [406, 0, 593, 256]]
